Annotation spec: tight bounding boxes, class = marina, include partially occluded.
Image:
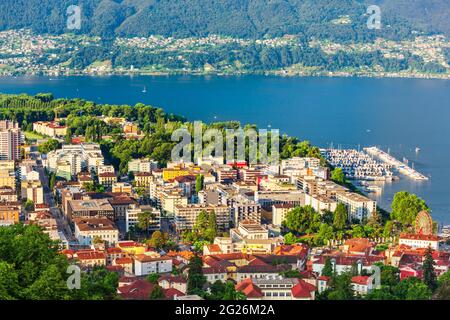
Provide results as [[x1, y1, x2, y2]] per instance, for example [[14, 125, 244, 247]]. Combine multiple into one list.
[[364, 147, 429, 181], [322, 148, 394, 181]]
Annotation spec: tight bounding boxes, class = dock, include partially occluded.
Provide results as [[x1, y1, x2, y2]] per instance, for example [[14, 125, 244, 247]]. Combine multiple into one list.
[[364, 147, 429, 181]]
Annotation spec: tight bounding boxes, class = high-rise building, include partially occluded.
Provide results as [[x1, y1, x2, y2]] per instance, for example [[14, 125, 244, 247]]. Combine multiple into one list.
[[0, 120, 22, 160]]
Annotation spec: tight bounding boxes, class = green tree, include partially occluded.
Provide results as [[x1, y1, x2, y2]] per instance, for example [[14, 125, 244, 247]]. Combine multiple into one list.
[[149, 285, 165, 300], [391, 191, 428, 228], [205, 211, 218, 242], [195, 174, 204, 194], [331, 168, 345, 184], [65, 127, 72, 144], [148, 231, 168, 249], [327, 272, 354, 300], [423, 246, 437, 292], [223, 281, 246, 300], [322, 258, 334, 277], [187, 255, 206, 295], [49, 172, 57, 190], [38, 139, 61, 154], [24, 200, 35, 212], [147, 273, 160, 284], [333, 203, 348, 230], [0, 262, 20, 300], [394, 277, 431, 300], [137, 211, 155, 235], [283, 205, 322, 234]]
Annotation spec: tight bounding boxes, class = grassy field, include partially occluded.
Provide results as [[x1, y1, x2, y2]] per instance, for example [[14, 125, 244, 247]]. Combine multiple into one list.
[[24, 131, 44, 140]]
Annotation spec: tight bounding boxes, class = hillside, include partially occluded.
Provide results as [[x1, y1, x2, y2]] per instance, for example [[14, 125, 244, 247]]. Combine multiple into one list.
[[0, 0, 448, 41]]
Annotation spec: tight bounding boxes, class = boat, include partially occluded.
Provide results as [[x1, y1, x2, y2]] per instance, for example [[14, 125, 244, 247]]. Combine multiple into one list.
[[415, 147, 421, 153], [142, 86, 147, 93]]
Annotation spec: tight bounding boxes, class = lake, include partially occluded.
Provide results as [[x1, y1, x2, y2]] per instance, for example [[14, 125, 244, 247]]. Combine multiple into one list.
[[1, 75, 449, 224]]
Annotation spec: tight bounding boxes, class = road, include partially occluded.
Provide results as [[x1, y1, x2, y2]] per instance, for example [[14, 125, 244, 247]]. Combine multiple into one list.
[[36, 159, 74, 242]]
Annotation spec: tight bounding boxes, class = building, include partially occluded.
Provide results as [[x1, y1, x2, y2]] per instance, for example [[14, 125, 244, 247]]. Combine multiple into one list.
[[125, 204, 161, 233], [73, 217, 119, 246], [66, 199, 115, 221], [134, 254, 173, 276], [351, 276, 374, 296], [230, 196, 261, 226], [235, 277, 316, 300], [335, 191, 377, 222], [0, 202, 21, 225], [162, 167, 190, 182], [255, 190, 305, 209], [98, 172, 117, 187], [134, 172, 153, 188], [0, 120, 22, 160], [272, 203, 295, 226], [174, 204, 230, 231], [158, 188, 188, 215], [0, 169, 16, 189], [112, 182, 133, 194], [304, 193, 338, 214], [33, 121, 67, 137], [399, 233, 440, 250], [21, 180, 44, 204], [128, 158, 157, 173]]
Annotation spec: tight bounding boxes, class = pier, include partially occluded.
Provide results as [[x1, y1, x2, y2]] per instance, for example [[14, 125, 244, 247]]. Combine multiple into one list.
[[364, 147, 429, 181]]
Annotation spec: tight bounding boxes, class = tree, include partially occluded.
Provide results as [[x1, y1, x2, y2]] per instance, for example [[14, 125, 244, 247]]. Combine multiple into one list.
[[283, 205, 322, 234], [38, 139, 61, 154], [149, 285, 165, 300], [24, 264, 71, 300], [148, 231, 169, 249], [195, 174, 204, 194], [393, 277, 431, 300], [0, 262, 20, 300], [137, 211, 155, 235], [435, 270, 450, 300], [147, 273, 160, 284], [223, 281, 246, 300], [327, 272, 354, 300], [65, 127, 72, 144], [322, 258, 334, 277], [24, 200, 35, 212], [205, 211, 218, 242], [391, 191, 428, 227], [187, 255, 206, 295], [331, 168, 345, 184], [423, 246, 438, 292], [333, 203, 348, 230], [49, 172, 57, 190]]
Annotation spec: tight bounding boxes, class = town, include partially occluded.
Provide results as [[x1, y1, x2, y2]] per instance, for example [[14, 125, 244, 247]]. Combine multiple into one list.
[[0, 93, 449, 301], [0, 29, 448, 78]]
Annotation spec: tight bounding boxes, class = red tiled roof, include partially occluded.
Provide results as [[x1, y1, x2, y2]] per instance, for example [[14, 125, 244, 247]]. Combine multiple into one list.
[[291, 279, 316, 298], [118, 280, 153, 300], [163, 288, 185, 299], [235, 278, 264, 298], [351, 276, 370, 286], [400, 233, 440, 241]]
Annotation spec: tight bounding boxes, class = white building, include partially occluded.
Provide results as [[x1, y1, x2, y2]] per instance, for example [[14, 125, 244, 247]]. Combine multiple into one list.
[[134, 254, 173, 276], [399, 233, 440, 250], [125, 204, 161, 233], [335, 191, 376, 222], [73, 217, 119, 246]]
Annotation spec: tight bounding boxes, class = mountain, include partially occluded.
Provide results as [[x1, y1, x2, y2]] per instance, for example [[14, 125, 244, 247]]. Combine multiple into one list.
[[0, 0, 448, 40]]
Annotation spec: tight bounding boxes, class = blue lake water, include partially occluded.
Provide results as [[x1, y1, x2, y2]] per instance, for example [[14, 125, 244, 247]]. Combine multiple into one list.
[[1, 75, 449, 224]]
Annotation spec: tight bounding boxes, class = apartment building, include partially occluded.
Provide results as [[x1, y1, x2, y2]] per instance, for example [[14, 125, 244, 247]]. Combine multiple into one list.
[[21, 180, 44, 204], [0, 120, 22, 160], [73, 217, 119, 246], [335, 191, 377, 222], [33, 121, 67, 137], [125, 204, 161, 233], [174, 204, 230, 231]]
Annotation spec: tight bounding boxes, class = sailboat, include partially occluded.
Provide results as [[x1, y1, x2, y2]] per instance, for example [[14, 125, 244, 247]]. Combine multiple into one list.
[[142, 86, 147, 93]]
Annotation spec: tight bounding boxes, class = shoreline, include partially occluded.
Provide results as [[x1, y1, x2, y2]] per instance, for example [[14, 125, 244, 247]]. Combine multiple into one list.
[[1, 70, 449, 81]]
